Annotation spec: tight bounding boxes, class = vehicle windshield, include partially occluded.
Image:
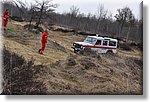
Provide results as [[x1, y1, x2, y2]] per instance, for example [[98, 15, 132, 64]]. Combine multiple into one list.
[[84, 37, 97, 44]]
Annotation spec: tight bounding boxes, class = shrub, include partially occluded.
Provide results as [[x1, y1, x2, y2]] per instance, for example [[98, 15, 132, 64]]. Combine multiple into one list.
[[2, 48, 47, 95]]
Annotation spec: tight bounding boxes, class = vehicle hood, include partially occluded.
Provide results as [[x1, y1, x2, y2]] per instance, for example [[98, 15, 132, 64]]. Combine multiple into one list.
[[74, 42, 94, 46]]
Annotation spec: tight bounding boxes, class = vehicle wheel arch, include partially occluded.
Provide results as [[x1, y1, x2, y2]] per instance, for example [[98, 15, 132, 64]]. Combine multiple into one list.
[[106, 50, 113, 54]]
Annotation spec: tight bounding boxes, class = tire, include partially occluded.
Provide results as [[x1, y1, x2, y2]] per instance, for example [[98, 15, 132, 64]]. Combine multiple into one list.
[[74, 49, 76, 53], [74, 49, 78, 53], [106, 50, 113, 55]]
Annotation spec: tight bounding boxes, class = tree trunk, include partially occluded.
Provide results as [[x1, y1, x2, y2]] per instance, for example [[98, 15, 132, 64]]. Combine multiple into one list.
[[118, 19, 125, 38], [126, 24, 131, 42], [36, 3, 44, 28], [28, 16, 33, 30], [95, 18, 100, 33]]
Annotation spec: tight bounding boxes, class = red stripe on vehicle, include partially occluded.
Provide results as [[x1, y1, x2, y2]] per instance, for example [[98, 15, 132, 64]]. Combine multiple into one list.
[[82, 45, 116, 49]]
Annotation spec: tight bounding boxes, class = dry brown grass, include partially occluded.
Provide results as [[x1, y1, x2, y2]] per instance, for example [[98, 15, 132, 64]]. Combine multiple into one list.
[[2, 21, 143, 95], [37, 53, 142, 94]]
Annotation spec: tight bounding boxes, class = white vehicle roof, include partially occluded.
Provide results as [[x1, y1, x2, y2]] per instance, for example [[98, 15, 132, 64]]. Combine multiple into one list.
[[87, 36, 117, 42]]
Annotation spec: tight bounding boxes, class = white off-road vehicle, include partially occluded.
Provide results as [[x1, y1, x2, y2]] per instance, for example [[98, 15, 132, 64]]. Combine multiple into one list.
[[72, 36, 118, 54]]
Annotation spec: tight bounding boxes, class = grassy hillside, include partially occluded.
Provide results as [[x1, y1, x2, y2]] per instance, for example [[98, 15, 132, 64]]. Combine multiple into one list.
[[2, 20, 143, 95]]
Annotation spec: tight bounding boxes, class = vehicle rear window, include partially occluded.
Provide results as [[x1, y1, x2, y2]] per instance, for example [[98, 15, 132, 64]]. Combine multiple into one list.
[[109, 41, 116, 46]]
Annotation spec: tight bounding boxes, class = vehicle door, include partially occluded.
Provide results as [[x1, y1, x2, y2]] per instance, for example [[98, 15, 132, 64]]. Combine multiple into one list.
[[101, 40, 109, 53], [94, 40, 103, 53]]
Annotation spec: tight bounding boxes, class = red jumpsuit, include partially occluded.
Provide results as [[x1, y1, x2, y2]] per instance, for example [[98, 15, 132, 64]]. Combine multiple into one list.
[[39, 31, 48, 54], [41, 31, 48, 51], [2, 11, 9, 30]]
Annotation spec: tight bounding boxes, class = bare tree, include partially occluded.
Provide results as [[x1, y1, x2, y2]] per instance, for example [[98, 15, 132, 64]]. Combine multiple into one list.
[[126, 14, 135, 41], [69, 5, 80, 30], [70, 5, 80, 17], [28, 3, 36, 30], [85, 13, 92, 31], [95, 4, 108, 33], [115, 7, 134, 38], [34, 0, 57, 28]]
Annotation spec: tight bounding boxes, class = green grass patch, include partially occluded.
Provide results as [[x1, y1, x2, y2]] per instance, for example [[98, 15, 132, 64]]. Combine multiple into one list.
[[7, 28, 17, 33]]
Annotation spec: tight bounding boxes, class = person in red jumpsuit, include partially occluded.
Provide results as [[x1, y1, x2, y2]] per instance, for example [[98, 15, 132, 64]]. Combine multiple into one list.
[[38, 30, 48, 54], [2, 9, 9, 31]]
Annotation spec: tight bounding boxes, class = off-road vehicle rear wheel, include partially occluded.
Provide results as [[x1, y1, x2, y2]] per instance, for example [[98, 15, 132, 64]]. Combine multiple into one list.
[[106, 50, 113, 54]]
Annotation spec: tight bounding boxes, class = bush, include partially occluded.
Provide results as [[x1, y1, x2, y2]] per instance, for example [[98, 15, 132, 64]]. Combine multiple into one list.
[[2, 48, 47, 95]]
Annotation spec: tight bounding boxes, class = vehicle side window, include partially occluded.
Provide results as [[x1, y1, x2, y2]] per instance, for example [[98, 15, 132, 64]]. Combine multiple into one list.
[[103, 40, 108, 46], [95, 40, 101, 45], [109, 41, 116, 46]]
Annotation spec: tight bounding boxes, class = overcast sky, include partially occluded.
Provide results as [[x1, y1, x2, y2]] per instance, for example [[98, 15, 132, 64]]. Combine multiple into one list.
[[8, 0, 143, 19], [54, 0, 142, 19]]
